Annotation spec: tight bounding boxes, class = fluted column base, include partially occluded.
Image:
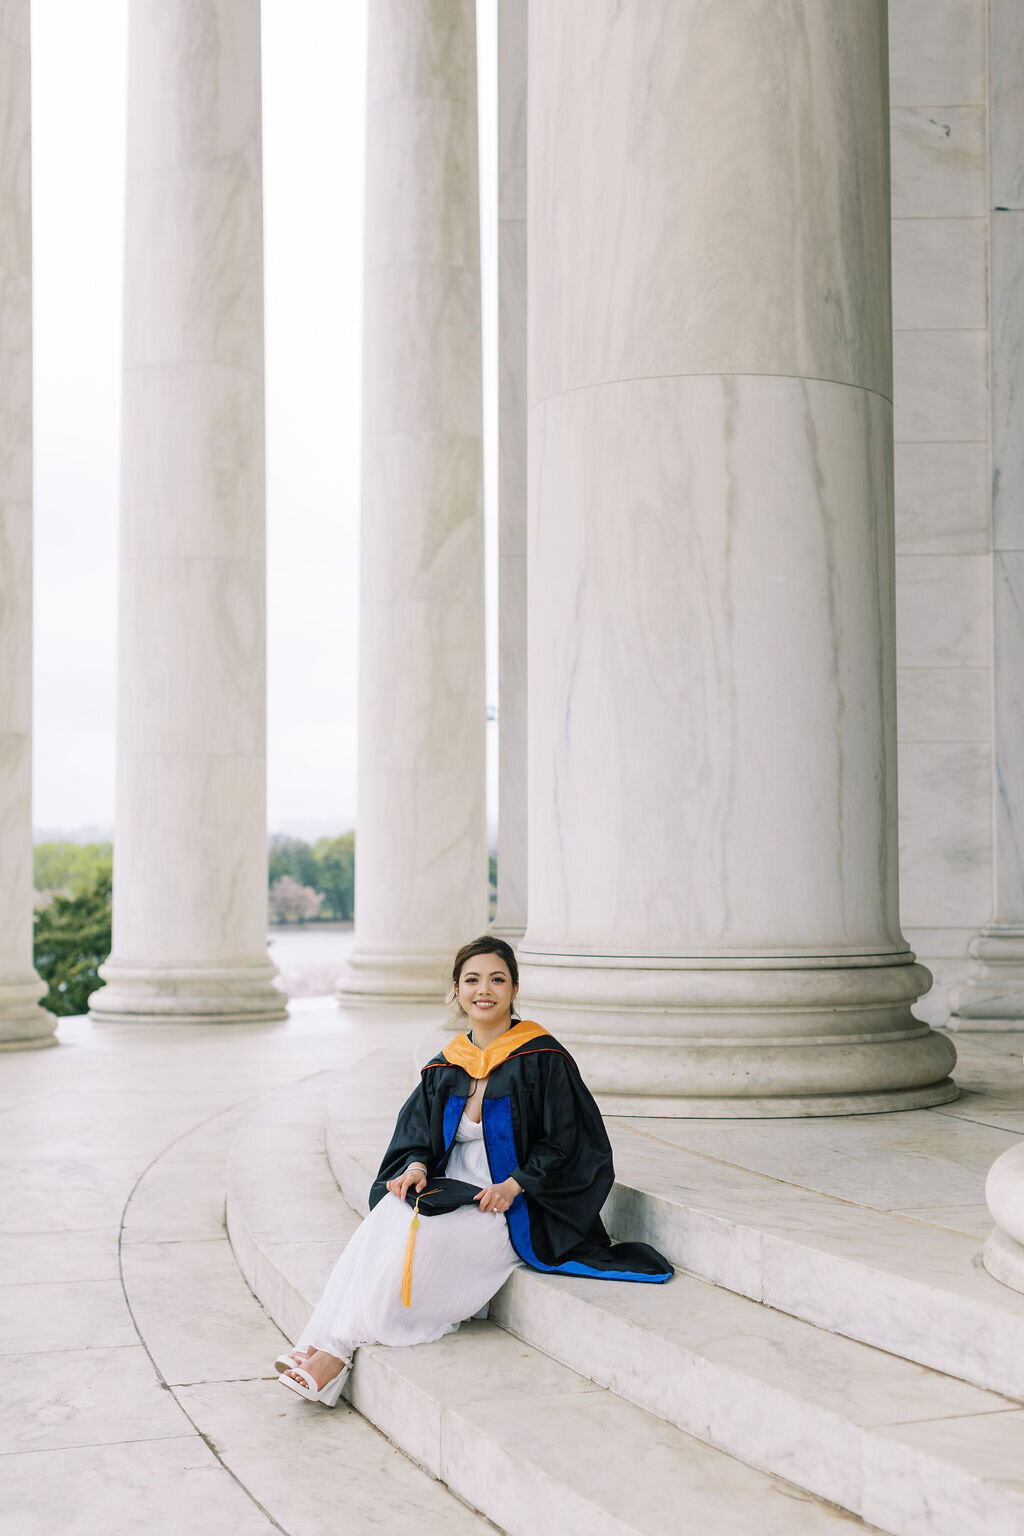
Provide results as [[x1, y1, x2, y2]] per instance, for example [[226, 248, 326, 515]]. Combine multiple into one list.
[[949, 929, 1024, 1029], [517, 950, 958, 1116], [984, 1142, 1024, 1293], [0, 974, 58, 1049], [337, 946, 451, 1006], [90, 960, 287, 1025]]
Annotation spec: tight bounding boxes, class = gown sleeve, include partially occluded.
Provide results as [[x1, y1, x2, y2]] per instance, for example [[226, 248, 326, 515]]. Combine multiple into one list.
[[507, 1049, 615, 1249], [367, 1070, 442, 1210]]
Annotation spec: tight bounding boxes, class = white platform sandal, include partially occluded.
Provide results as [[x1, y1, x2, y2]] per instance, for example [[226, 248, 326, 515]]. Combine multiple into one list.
[[278, 1358, 351, 1407], [273, 1349, 313, 1374]]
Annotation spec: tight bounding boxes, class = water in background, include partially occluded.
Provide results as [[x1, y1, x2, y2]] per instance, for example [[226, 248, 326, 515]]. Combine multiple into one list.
[[267, 922, 356, 998]]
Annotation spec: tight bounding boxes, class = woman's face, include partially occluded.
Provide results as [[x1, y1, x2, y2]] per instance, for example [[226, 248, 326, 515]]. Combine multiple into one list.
[[456, 953, 516, 1030]]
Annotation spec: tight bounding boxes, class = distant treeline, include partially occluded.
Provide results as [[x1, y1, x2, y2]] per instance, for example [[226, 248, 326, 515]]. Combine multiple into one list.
[[30, 833, 357, 1013], [268, 833, 355, 922]]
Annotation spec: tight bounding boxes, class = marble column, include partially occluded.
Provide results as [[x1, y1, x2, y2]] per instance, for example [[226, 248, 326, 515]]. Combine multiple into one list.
[[90, 0, 285, 1025], [338, 0, 487, 1003], [490, 0, 528, 944], [518, 0, 957, 1114], [0, 5, 56, 1050], [950, 0, 1024, 1028]]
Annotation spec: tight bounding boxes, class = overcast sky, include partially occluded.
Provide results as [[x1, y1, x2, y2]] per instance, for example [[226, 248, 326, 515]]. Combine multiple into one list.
[[31, 0, 499, 842]]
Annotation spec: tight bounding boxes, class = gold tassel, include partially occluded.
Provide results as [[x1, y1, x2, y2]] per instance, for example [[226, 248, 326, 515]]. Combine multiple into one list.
[[401, 1190, 438, 1307], [401, 1206, 420, 1307]]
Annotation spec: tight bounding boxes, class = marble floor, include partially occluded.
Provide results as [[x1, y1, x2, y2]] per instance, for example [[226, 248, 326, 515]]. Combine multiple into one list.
[[2, 1000, 1022, 1535], [0, 999, 491, 1536]]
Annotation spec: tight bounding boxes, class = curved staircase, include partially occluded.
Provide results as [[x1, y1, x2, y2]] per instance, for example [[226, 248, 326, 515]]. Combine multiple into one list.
[[225, 1038, 1024, 1536]]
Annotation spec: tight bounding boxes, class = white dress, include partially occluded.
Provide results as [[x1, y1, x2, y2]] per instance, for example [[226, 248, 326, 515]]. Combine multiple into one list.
[[296, 1111, 521, 1361]]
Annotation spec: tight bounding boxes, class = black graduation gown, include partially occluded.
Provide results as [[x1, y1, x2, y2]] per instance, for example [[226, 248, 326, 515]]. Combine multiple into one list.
[[368, 1029, 672, 1283]]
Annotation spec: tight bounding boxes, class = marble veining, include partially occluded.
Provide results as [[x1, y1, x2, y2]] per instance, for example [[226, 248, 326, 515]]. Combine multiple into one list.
[[990, 0, 1024, 209], [892, 218, 987, 332], [94, 0, 283, 1026], [893, 329, 988, 444], [888, 0, 986, 109], [894, 555, 990, 669], [529, 0, 892, 405], [890, 107, 986, 219], [993, 555, 1024, 918], [898, 743, 992, 928], [992, 213, 1024, 552], [0, 22, 53, 1046], [897, 668, 990, 744], [528, 373, 902, 956], [894, 442, 989, 554], [493, 0, 528, 938], [342, 0, 487, 996]]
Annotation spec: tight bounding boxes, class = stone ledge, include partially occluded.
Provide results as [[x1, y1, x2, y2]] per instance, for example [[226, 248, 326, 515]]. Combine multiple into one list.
[[228, 1084, 880, 1536], [331, 1040, 1024, 1402], [328, 1059, 1024, 1533]]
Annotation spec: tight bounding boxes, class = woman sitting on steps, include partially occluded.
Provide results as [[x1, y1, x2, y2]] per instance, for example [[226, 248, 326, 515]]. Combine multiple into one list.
[[277, 934, 673, 1406]]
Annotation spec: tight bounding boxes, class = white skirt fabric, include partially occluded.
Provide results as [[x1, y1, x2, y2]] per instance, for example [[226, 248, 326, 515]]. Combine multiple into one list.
[[296, 1112, 521, 1361]]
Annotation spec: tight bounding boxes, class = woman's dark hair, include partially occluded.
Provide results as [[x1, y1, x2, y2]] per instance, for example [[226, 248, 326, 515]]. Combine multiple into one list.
[[450, 935, 519, 1009]]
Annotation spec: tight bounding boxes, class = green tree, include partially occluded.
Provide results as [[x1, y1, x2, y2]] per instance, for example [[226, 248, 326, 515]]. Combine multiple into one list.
[[312, 832, 355, 921], [34, 841, 113, 897], [33, 870, 112, 1016], [268, 835, 319, 889]]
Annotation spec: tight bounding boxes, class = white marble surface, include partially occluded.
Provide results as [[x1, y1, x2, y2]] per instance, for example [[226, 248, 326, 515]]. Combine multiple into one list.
[[175, 1377, 489, 1536], [95, 0, 282, 1026], [492, 0, 528, 938], [892, 218, 987, 331], [0, 1278, 137, 1355], [951, 90, 1024, 1021], [898, 743, 992, 928], [894, 441, 989, 554], [897, 669, 990, 743], [992, 215, 1024, 552], [895, 555, 990, 668], [315, 1028, 1024, 1528], [517, 0, 963, 1111], [526, 376, 905, 959], [242, 1077, 889, 1533], [529, 0, 892, 403], [893, 328, 988, 443], [864, 1410, 1024, 1536], [985, 1142, 1024, 1267], [0, 1345, 189, 1454], [0, 1437, 278, 1536], [342, 0, 486, 1001], [444, 1385, 865, 1536], [891, 107, 986, 218], [521, 372, 951, 1105], [493, 1264, 1014, 1521], [625, 1105, 1017, 1212], [886, 3, 995, 1022], [0, 11, 54, 1049], [993, 554, 1024, 916], [0, 1007, 496, 1534], [888, 0, 986, 108], [11, 1004, 1024, 1535], [990, 0, 1024, 210]]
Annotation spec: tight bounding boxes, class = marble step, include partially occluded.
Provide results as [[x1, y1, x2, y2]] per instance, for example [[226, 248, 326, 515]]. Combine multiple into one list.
[[327, 1047, 1024, 1404], [325, 1071, 1024, 1536], [227, 1086, 881, 1536], [118, 1089, 494, 1536], [601, 1120, 1024, 1404]]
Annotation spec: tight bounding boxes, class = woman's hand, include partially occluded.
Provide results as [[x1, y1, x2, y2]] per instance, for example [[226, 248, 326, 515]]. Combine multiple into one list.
[[474, 1176, 522, 1214], [386, 1163, 428, 1201]]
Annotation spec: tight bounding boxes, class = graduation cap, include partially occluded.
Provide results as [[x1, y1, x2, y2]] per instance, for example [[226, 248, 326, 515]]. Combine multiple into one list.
[[401, 1178, 484, 1306]]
